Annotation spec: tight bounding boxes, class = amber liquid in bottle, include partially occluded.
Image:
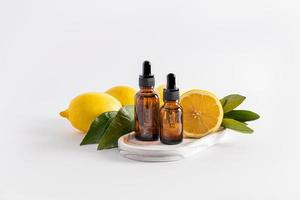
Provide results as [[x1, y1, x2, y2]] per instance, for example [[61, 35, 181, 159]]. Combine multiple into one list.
[[134, 61, 160, 141], [160, 73, 183, 145], [135, 87, 160, 141], [160, 101, 183, 144]]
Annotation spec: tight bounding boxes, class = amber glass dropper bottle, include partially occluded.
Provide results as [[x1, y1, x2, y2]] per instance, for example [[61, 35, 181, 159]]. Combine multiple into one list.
[[159, 73, 183, 145], [134, 61, 160, 141]]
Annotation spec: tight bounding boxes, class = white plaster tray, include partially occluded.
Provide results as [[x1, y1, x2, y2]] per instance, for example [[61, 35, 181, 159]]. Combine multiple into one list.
[[118, 129, 226, 162]]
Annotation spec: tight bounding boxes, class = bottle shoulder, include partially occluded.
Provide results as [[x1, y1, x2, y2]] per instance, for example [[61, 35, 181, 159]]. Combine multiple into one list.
[[135, 90, 159, 98], [160, 102, 183, 111]]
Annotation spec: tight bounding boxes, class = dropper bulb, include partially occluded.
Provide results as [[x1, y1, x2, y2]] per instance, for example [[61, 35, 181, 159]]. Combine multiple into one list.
[[167, 73, 176, 89], [139, 60, 155, 87], [143, 61, 151, 76]]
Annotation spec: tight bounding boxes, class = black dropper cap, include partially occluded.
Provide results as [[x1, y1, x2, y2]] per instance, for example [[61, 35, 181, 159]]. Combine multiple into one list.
[[163, 73, 180, 101], [139, 61, 155, 87]]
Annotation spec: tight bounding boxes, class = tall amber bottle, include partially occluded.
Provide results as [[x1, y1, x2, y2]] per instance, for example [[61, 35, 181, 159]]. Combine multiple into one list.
[[134, 61, 160, 141], [160, 73, 183, 145]]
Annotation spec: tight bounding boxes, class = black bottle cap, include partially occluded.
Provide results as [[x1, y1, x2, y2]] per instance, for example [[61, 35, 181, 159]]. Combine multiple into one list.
[[163, 73, 180, 101], [139, 61, 155, 87]]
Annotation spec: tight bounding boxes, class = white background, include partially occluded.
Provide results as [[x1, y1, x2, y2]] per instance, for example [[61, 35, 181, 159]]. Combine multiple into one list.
[[1, 0, 300, 199]]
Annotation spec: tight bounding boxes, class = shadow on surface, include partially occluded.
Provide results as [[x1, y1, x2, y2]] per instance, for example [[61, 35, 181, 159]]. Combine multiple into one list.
[[28, 118, 135, 163]]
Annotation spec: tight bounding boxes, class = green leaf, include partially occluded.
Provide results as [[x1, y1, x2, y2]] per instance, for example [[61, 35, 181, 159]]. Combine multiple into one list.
[[80, 112, 117, 145], [220, 94, 246, 113], [224, 110, 260, 122], [222, 118, 253, 133], [98, 105, 134, 150], [240, 121, 248, 125]]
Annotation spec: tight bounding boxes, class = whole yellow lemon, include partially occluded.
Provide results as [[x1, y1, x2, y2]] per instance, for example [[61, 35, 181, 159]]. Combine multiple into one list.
[[105, 86, 137, 106], [60, 92, 122, 133]]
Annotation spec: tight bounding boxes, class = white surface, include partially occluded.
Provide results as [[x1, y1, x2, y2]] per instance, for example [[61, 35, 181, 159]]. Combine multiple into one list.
[[119, 130, 226, 162], [0, 0, 300, 199]]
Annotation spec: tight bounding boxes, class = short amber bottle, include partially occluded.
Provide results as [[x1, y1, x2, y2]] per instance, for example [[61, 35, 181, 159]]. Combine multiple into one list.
[[134, 61, 160, 141], [160, 73, 183, 145]]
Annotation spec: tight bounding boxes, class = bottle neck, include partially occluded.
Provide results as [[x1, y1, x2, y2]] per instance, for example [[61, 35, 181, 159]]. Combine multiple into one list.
[[139, 86, 154, 92], [163, 100, 179, 106]]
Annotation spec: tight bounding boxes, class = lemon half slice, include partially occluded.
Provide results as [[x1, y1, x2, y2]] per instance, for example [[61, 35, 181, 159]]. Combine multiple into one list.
[[180, 90, 223, 138]]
